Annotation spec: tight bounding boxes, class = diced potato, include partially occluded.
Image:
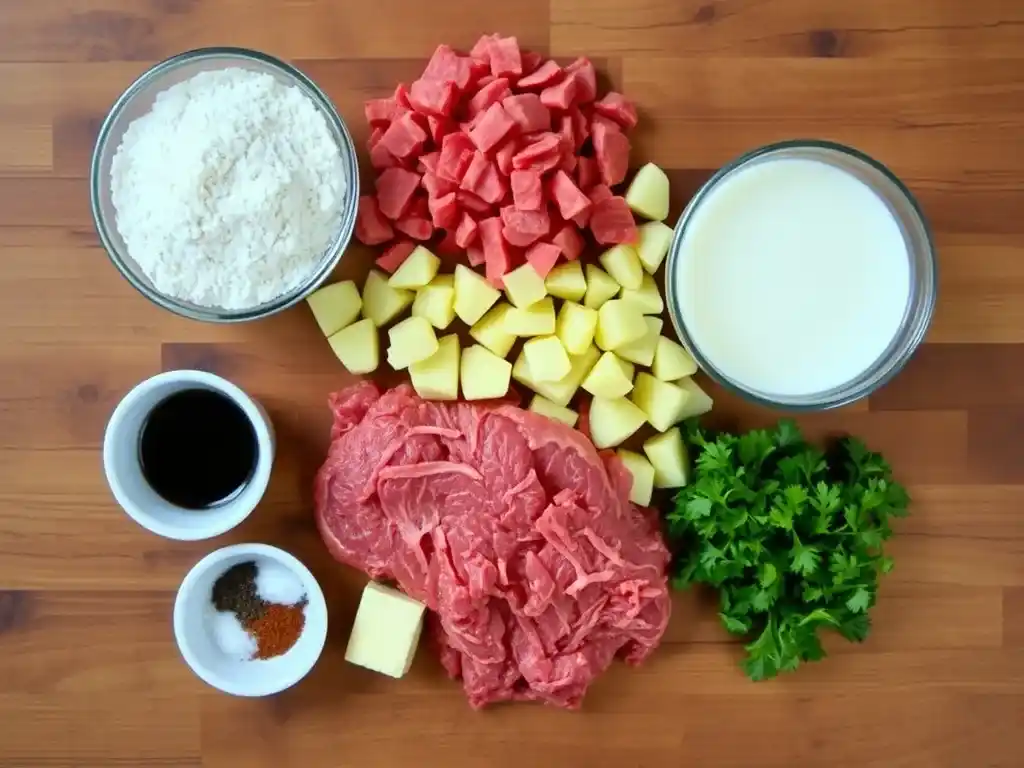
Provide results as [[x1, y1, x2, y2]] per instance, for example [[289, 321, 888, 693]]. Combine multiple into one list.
[[625, 162, 670, 221], [307, 280, 362, 336], [513, 344, 600, 407], [363, 270, 413, 327], [556, 301, 598, 355], [409, 334, 460, 400], [652, 336, 698, 381], [620, 273, 664, 315], [643, 428, 690, 488], [675, 376, 714, 420], [599, 244, 643, 291], [545, 261, 587, 302], [454, 264, 501, 326], [504, 296, 556, 336], [616, 317, 663, 367], [503, 263, 548, 308], [469, 302, 516, 359], [389, 246, 440, 289], [328, 318, 379, 375], [411, 279, 455, 330], [583, 265, 620, 310], [523, 335, 571, 382], [636, 221, 674, 274], [461, 344, 512, 400], [387, 316, 439, 370], [528, 395, 579, 427], [431, 274, 454, 290], [595, 299, 647, 351], [582, 351, 635, 399], [616, 449, 656, 506], [588, 397, 647, 449], [631, 372, 691, 431]]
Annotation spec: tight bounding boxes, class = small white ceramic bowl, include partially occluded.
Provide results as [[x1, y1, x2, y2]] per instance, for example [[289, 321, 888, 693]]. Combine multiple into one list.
[[174, 543, 328, 696]]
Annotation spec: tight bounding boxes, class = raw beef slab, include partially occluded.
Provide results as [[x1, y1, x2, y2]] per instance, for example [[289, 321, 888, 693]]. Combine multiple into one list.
[[314, 382, 671, 709]]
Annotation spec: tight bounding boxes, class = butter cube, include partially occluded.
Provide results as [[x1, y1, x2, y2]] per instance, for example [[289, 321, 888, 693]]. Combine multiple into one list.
[[503, 263, 548, 308], [345, 581, 425, 678]]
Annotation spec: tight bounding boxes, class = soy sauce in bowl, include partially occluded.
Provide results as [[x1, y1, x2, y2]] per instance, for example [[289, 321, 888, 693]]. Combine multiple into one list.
[[139, 388, 258, 509]]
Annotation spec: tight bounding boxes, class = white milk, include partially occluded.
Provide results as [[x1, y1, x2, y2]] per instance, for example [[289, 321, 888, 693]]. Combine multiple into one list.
[[674, 157, 910, 397]]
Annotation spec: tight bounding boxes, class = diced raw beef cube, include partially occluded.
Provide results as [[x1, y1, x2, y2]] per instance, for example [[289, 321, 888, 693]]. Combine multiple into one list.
[[455, 213, 479, 248], [475, 163, 508, 205], [460, 151, 491, 192], [592, 120, 630, 187], [368, 126, 385, 149], [375, 240, 416, 273], [479, 217, 513, 286], [565, 58, 597, 103], [502, 93, 550, 133], [355, 195, 395, 245], [525, 242, 561, 278], [470, 34, 497, 65], [517, 60, 563, 90], [418, 151, 440, 174], [380, 112, 428, 159], [458, 190, 493, 215], [375, 167, 421, 220], [590, 196, 638, 245], [468, 78, 512, 117], [495, 139, 518, 176], [511, 169, 544, 211], [394, 212, 434, 241], [488, 35, 523, 78], [365, 97, 403, 127], [410, 79, 458, 117], [589, 183, 614, 204], [512, 133, 562, 171], [370, 141, 400, 170], [468, 245, 486, 266], [591, 113, 622, 136], [394, 83, 412, 109], [422, 44, 474, 91], [468, 103, 517, 154], [551, 223, 585, 261], [427, 117, 452, 146], [549, 171, 592, 220], [476, 73, 497, 88], [501, 206, 551, 247], [521, 50, 543, 76], [576, 155, 599, 191], [594, 92, 639, 130], [435, 229, 461, 258], [571, 108, 589, 151], [422, 171, 458, 199], [540, 76, 578, 110], [557, 113, 574, 152], [438, 132, 476, 182], [572, 208, 591, 228], [429, 191, 460, 229]]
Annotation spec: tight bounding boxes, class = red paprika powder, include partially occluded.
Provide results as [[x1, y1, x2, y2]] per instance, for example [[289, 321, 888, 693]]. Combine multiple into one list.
[[246, 601, 306, 659]]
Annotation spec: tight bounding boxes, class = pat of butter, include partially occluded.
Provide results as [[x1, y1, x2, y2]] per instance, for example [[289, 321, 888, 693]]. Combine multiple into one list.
[[345, 581, 426, 678]]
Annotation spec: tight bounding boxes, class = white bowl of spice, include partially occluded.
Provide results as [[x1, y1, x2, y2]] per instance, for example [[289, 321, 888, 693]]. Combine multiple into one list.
[[173, 543, 328, 696]]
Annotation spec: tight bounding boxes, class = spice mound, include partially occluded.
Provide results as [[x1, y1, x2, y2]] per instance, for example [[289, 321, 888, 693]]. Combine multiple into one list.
[[211, 559, 307, 660]]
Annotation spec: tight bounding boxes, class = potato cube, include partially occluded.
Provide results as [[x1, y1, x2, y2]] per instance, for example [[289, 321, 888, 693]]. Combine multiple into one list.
[[620, 273, 664, 315], [643, 428, 690, 488], [307, 280, 362, 336], [625, 162, 670, 221], [589, 396, 647, 449], [389, 246, 440, 289], [545, 261, 587, 302], [328, 318, 379, 375], [583, 264, 620, 309], [363, 269, 414, 327], [410, 334, 460, 400], [523, 335, 572, 382], [595, 299, 647, 351], [616, 317, 663, 366], [556, 301, 598, 355], [469, 302, 516, 359], [636, 221, 674, 274], [387, 316, 439, 371], [504, 297, 556, 336], [503, 263, 548, 308], [599, 244, 643, 291], [582, 351, 635, 399], [675, 376, 714, 419], [412, 279, 455, 330], [616, 449, 656, 506], [652, 337, 698, 381], [345, 581, 425, 678], [528, 395, 579, 427], [432, 274, 454, 290], [513, 344, 599, 407], [461, 344, 512, 400], [454, 264, 501, 326], [631, 372, 691, 431]]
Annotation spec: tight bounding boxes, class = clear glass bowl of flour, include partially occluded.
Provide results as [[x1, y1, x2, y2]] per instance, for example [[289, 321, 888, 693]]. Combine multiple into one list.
[[90, 47, 360, 323]]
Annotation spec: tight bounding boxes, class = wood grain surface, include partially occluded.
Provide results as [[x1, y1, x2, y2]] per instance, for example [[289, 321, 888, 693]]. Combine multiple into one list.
[[1, 1, 1022, 766]]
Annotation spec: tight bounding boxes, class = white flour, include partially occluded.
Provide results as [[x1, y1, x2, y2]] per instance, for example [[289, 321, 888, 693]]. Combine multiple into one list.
[[110, 68, 348, 310]]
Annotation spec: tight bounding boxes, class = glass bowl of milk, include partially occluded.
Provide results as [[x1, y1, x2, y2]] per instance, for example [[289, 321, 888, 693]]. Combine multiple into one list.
[[666, 140, 936, 411]]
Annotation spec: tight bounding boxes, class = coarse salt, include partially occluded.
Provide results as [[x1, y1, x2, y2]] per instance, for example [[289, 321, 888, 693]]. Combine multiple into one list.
[[255, 560, 307, 606], [210, 609, 258, 661]]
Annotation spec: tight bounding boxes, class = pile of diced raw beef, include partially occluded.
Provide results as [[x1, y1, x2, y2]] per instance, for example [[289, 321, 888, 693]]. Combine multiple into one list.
[[354, 34, 639, 286]]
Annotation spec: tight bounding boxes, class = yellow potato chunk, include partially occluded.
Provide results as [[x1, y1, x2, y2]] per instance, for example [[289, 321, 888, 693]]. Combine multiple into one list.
[[528, 395, 579, 427], [307, 280, 362, 336], [625, 162, 670, 221], [410, 334, 460, 400], [616, 317, 663, 367], [454, 264, 501, 326], [523, 335, 571, 382], [620, 273, 664, 315], [503, 263, 548, 308], [616, 449, 656, 506], [513, 344, 600, 407], [652, 337, 698, 381], [556, 301, 598, 355], [636, 221, 674, 274], [545, 261, 587, 302], [363, 269, 413, 327], [599, 244, 643, 291], [589, 397, 647, 449], [328, 318, 379, 375], [631, 372, 691, 431], [643, 428, 690, 488], [386, 316, 439, 371], [469, 302, 516, 359], [675, 376, 714, 420], [583, 264, 620, 310], [595, 299, 647, 351], [389, 246, 440, 289], [431, 274, 454, 290], [411, 278, 455, 330], [504, 297, 556, 337], [461, 344, 512, 400], [582, 351, 635, 399]]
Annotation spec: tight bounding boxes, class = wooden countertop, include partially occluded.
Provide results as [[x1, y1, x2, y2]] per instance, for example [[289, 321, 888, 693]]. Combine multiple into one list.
[[0, 1, 1022, 766]]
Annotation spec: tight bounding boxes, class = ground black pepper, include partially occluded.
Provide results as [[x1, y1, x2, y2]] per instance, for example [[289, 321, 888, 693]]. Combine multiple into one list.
[[211, 561, 266, 622]]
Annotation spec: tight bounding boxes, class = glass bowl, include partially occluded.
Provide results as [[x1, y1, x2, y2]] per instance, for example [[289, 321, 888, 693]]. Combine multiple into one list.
[[665, 140, 936, 411], [89, 47, 360, 323]]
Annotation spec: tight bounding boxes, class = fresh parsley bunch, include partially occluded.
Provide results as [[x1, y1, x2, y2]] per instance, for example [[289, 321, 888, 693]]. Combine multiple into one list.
[[667, 420, 909, 681]]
